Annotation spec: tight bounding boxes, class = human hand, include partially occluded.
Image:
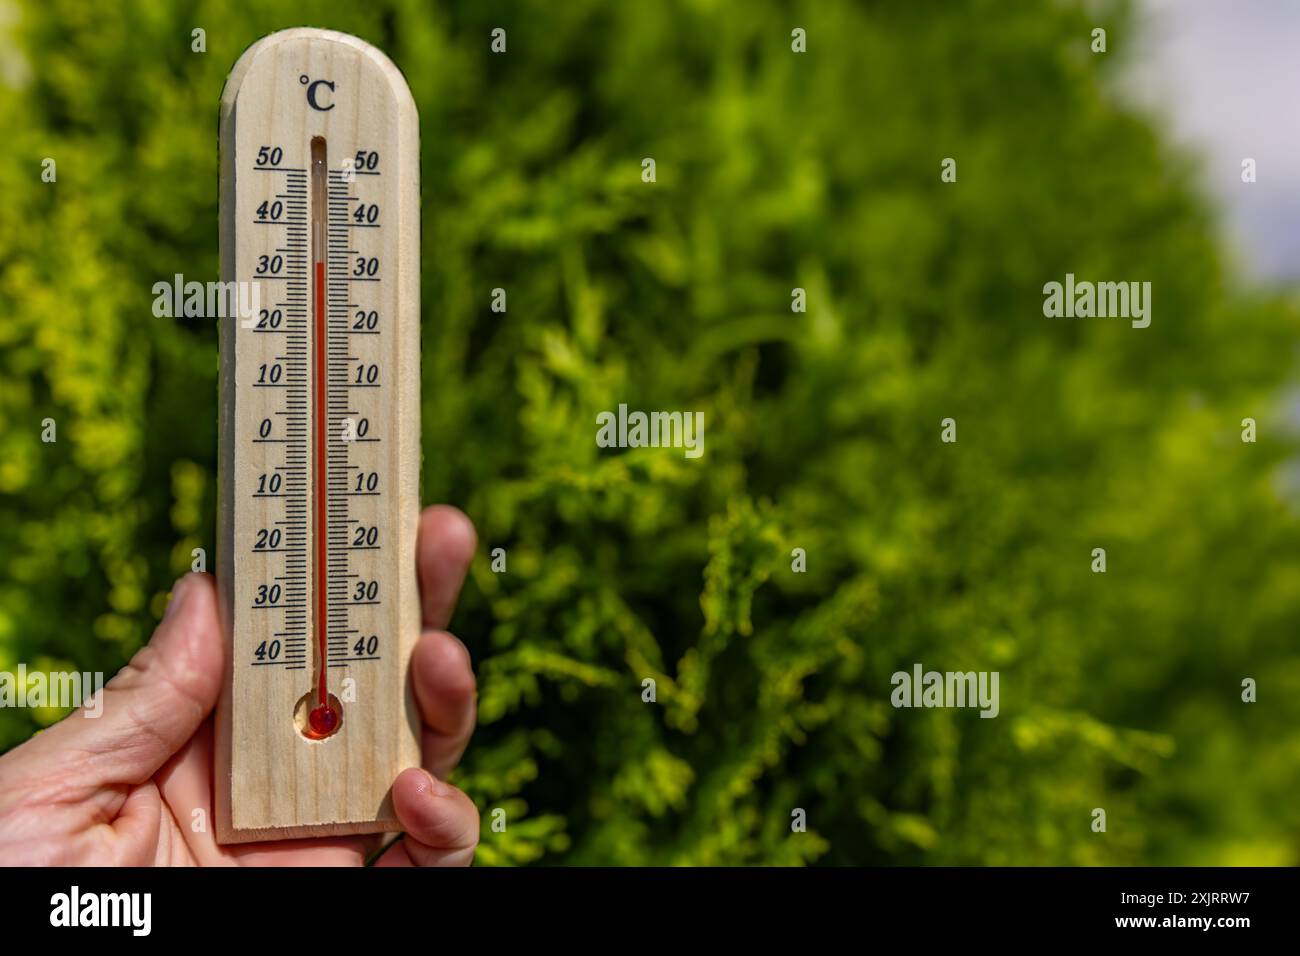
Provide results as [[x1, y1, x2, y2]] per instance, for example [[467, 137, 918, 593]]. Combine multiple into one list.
[[0, 505, 479, 866]]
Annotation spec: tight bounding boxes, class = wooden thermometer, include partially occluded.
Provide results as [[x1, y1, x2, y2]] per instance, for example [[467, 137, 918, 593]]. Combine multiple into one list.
[[215, 28, 421, 843]]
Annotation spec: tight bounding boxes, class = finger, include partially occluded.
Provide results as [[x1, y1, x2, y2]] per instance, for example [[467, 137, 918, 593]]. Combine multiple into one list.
[[412, 630, 476, 778], [418, 505, 477, 630], [27, 573, 224, 789], [108, 782, 167, 865], [375, 768, 478, 867], [224, 834, 373, 867], [152, 718, 229, 866]]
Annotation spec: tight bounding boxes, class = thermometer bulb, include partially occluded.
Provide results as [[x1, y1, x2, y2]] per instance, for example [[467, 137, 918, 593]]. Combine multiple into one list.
[[306, 701, 340, 739]]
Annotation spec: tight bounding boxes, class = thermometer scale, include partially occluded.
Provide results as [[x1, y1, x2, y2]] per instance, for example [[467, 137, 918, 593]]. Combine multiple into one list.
[[215, 28, 421, 843]]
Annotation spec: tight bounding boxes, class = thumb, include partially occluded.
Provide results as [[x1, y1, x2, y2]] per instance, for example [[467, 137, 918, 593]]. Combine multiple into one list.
[[32, 573, 225, 787]]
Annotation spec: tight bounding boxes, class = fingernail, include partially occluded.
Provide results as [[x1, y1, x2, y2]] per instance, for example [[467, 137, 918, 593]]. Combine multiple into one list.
[[452, 635, 473, 670], [421, 768, 449, 797], [163, 576, 192, 622]]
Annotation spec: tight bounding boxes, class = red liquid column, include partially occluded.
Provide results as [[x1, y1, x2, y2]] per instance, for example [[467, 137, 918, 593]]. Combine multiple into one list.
[[305, 135, 339, 740]]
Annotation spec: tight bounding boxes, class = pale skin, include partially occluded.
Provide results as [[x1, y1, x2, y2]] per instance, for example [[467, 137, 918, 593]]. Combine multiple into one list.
[[0, 505, 480, 866]]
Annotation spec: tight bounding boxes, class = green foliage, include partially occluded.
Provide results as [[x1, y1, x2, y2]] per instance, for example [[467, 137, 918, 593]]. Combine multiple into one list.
[[2, 0, 1298, 864]]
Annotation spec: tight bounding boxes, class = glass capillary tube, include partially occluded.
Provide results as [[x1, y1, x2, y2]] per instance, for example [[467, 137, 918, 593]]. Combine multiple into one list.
[[306, 136, 338, 739]]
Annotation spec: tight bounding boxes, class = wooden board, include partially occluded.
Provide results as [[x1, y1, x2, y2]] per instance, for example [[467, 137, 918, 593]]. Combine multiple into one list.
[[215, 28, 422, 844]]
